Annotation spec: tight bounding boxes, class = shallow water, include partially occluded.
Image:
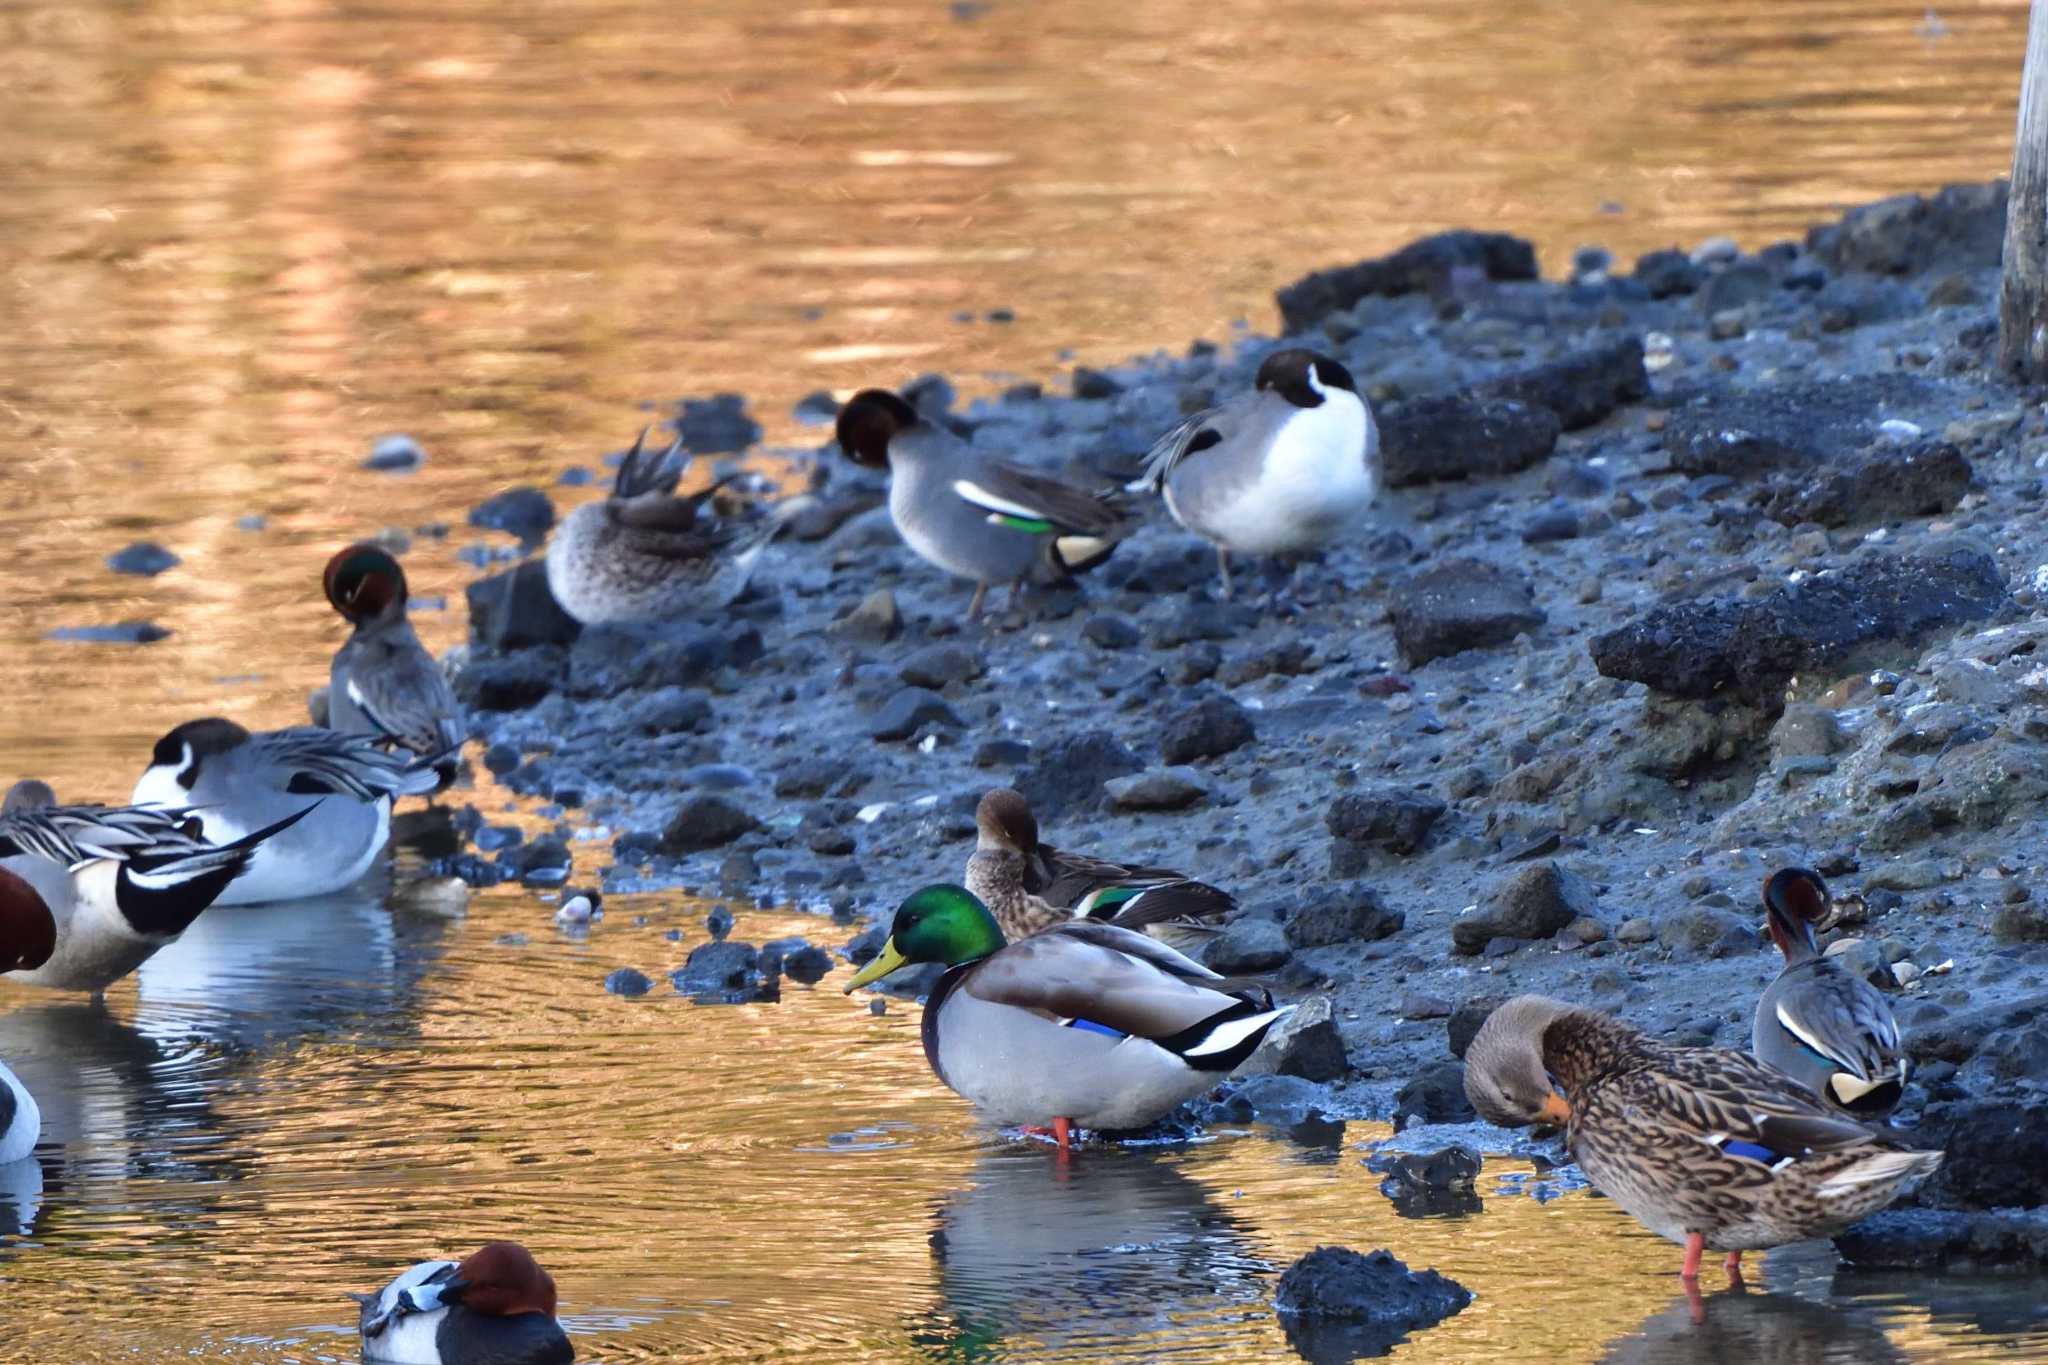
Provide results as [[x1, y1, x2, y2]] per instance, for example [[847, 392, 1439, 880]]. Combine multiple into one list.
[[2, 0, 2045, 1360]]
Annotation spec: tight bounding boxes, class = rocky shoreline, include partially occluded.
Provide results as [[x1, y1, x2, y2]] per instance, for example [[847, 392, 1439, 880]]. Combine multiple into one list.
[[443, 180, 2046, 1263]]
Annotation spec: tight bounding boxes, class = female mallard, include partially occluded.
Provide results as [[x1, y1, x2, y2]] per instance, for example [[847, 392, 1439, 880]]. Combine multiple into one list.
[[544, 427, 798, 626], [965, 789, 1233, 951], [1753, 868, 1906, 1118], [843, 884, 1289, 1152], [1465, 995, 1941, 1284]]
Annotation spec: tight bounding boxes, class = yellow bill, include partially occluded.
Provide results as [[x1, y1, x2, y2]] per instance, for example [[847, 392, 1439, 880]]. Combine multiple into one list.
[[843, 937, 908, 993]]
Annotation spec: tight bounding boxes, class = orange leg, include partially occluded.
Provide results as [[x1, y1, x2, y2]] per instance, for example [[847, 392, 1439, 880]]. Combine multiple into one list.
[[1680, 1232, 1705, 1282], [1724, 1250, 1744, 1288], [1053, 1116, 1073, 1155]]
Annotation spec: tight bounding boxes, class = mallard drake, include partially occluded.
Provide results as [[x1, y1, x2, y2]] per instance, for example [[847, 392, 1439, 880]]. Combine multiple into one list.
[[324, 544, 467, 781], [0, 797, 312, 994], [1137, 348, 1377, 598], [133, 719, 448, 905], [353, 1241, 572, 1365], [843, 884, 1288, 1151], [836, 390, 1133, 620], [1465, 994, 1941, 1284], [544, 427, 798, 626], [1752, 868, 1906, 1118], [965, 789, 1233, 951]]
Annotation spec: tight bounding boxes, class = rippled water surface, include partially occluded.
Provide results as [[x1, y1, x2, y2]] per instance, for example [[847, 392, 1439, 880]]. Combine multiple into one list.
[[2, 0, 2045, 1360]]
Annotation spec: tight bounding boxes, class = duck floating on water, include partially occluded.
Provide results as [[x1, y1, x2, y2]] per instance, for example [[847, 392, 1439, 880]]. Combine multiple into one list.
[[1465, 994, 1941, 1291], [843, 884, 1289, 1152], [1752, 868, 1907, 1118], [353, 1241, 572, 1365], [1137, 347, 1377, 599], [0, 794, 310, 994], [964, 789, 1233, 952], [133, 719, 448, 905], [836, 390, 1132, 620]]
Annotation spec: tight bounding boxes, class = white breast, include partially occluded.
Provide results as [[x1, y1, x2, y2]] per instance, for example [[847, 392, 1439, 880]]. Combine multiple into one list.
[[1199, 390, 1376, 556]]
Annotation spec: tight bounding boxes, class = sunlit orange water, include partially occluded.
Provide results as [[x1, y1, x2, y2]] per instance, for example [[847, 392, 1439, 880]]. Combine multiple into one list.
[[0, 0, 2042, 1359]]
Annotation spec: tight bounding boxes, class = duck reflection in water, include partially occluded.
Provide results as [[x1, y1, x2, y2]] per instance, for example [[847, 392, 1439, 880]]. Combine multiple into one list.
[[907, 1146, 1266, 1361], [1598, 1278, 1904, 1364]]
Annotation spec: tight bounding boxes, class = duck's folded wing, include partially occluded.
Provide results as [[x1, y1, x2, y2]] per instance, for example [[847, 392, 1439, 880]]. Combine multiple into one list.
[[0, 804, 203, 866], [1138, 397, 1259, 488], [963, 927, 1242, 1040], [1635, 1045, 1892, 1161], [253, 728, 448, 801], [951, 461, 1130, 537], [1771, 972, 1903, 1081], [343, 649, 467, 759]]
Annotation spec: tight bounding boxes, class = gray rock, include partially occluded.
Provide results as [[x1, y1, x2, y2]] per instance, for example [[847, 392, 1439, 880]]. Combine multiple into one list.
[[1326, 788, 1446, 854], [1474, 336, 1649, 431], [1104, 767, 1210, 811], [1753, 441, 1972, 528], [1992, 901, 2048, 943], [1287, 886, 1404, 949], [624, 686, 713, 736], [830, 588, 902, 644], [1654, 906, 1754, 960], [1273, 1246, 1471, 1362], [48, 621, 170, 644], [1663, 374, 1961, 478], [1909, 1096, 2048, 1211], [1807, 181, 2006, 276], [1259, 995, 1350, 1082], [604, 967, 653, 997], [106, 542, 180, 576], [467, 559, 582, 650], [1615, 916, 1655, 944], [1823, 938, 1895, 989], [1081, 613, 1141, 649], [661, 795, 760, 853], [1589, 540, 2008, 707], [869, 686, 966, 742], [672, 940, 767, 998], [364, 433, 425, 470], [1452, 862, 1594, 956], [567, 623, 748, 697], [1634, 248, 1702, 298], [1205, 917, 1290, 973], [1837, 1208, 2048, 1271], [1773, 703, 1845, 758], [1015, 730, 1142, 818], [1393, 1061, 1477, 1128], [1447, 997, 1505, 1059], [1275, 228, 1537, 332], [453, 650, 563, 712], [1158, 692, 1255, 763], [1378, 396, 1562, 488], [1389, 559, 1545, 666], [469, 486, 556, 543], [898, 644, 984, 689], [672, 393, 762, 454]]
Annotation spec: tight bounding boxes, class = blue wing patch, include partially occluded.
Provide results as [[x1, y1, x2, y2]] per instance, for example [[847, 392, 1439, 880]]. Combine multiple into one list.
[[1066, 1018, 1127, 1040]]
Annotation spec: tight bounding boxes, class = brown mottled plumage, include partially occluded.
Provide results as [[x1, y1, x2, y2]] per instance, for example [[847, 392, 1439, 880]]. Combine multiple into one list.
[[1466, 995, 1941, 1283], [965, 789, 1232, 950]]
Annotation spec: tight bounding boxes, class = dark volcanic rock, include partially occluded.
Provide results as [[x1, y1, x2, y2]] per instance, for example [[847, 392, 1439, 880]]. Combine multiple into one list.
[[1389, 559, 1545, 666], [1453, 862, 1595, 956], [469, 486, 556, 543], [1752, 440, 1972, 528], [568, 624, 739, 696], [454, 650, 563, 711], [1275, 229, 1538, 332], [107, 542, 180, 576], [671, 393, 762, 453], [898, 643, 984, 689], [604, 967, 653, 997], [1393, 1061, 1476, 1128], [1447, 996, 1505, 1059], [1663, 374, 1962, 477], [1205, 917, 1291, 973], [1634, 248, 1702, 298], [625, 686, 713, 736], [1911, 1097, 2048, 1211], [1326, 789, 1446, 855], [1378, 396, 1561, 488], [48, 621, 170, 644], [1103, 768, 1210, 811], [672, 940, 768, 999], [1158, 691, 1255, 764], [1287, 885, 1405, 949], [1808, 180, 2006, 276], [1371, 1145, 1483, 1218], [1274, 1246, 1471, 1361], [1654, 905, 1754, 960], [1267, 995, 1350, 1082], [1589, 540, 2008, 706], [1476, 336, 1649, 431], [661, 795, 760, 853], [1014, 730, 1142, 818], [830, 589, 902, 644], [1836, 1208, 2048, 1271], [869, 686, 966, 742], [467, 559, 582, 650]]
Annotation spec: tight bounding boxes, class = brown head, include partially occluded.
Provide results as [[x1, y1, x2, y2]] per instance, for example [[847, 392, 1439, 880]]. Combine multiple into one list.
[[0, 869, 57, 974], [447, 1242, 558, 1319], [1254, 348, 1359, 409], [1, 780, 55, 815], [323, 543, 409, 626], [834, 389, 918, 469], [1463, 995, 1575, 1128], [1762, 867, 1827, 964], [973, 789, 1039, 854]]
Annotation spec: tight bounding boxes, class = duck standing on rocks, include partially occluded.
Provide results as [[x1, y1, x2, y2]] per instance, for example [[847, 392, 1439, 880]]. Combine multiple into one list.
[[835, 390, 1133, 620], [1465, 995, 1941, 1297], [133, 719, 449, 905], [324, 544, 466, 782], [0, 796, 312, 994], [353, 1241, 573, 1365], [1137, 347, 1377, 598], [965, 789, 1233, 951], [843, 884, 1289, 1153], [0, 1058, 39, 1163], [545, 427, 800, 626], [1753, 868, 1906, 1118]]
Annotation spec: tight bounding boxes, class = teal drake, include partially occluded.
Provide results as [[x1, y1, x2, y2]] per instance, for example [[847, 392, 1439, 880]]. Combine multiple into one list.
[[1465, 994, 1941, 1284], [844, 885, 1288, 1151], [324, 543, 466, 782], [964, 788, 1232, 951], [1752, 868, 1906, 1118]]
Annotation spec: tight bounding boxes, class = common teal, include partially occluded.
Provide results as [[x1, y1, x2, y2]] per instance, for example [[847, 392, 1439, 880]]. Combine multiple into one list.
[[1753, 868, 1906, 1118], [324, 543, 466, 780]]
